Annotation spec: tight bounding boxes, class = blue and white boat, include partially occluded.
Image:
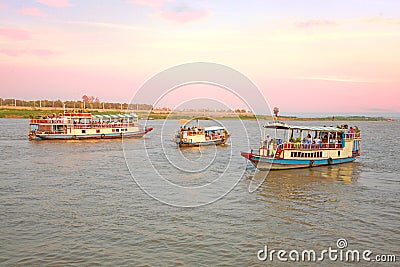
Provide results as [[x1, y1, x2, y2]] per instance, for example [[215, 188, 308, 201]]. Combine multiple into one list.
[[28, 112, 153, 140], [241, 122, 361, 170]]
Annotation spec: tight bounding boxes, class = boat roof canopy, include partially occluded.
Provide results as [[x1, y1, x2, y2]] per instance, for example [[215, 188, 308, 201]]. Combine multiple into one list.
[[264, 122, 344, 132], [204, 126, 225, 131], [92, 113, 138, 119]]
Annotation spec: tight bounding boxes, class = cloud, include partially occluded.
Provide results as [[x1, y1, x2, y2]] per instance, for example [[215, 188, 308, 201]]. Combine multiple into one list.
[[17, 7, 45, 17], [36, 0, 71, 8], [67, 21, 140, 30], [158, 9, 209, 23], [157, 3, 209, 23], [297, 76, 387, 83], [293, 17, 400, 30], [127, 0, 172, 9], [128, 0, 209, 23], [295, 19, 338, 28], [0, 48, 56, 57], [0, 28, 31, 40], [362, 16, 400, 25]]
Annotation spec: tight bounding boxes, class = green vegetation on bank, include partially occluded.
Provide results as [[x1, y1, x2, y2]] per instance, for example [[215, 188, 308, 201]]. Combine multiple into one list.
[[0, 97, 152, 111], [0, 108, 391, 121], [0, 108, 131, 119]]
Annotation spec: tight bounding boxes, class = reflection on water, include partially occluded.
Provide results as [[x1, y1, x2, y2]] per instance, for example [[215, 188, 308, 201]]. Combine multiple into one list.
[[248, 162, 360, 192]]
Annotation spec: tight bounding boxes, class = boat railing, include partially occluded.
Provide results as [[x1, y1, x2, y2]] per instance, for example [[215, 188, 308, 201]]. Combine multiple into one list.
[[280, 142, 343, 150], [186, 130, 203, 136], [72, 123, 135, 129], [30, 119, 67, 124], [35, 131, 66, 135], [345, 132, 361, 139], [29, 119, 136, 128]]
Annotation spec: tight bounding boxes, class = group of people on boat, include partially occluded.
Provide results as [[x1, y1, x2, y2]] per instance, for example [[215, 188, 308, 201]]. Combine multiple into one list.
[[178, 126, 225, 141], [205, 131, 222, 141], [338, 124, 360, 138], [262, 124, 360, 153]]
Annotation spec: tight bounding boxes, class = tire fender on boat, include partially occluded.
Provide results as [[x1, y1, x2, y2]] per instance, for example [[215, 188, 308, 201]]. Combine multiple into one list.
[[310, 160, 315, 167], [101, 134, 105, 139], [72, 135, 77, 140], [328, 157, 333, 165]]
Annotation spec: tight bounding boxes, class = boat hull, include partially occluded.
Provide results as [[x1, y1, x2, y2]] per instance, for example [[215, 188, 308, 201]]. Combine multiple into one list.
[[177, 139, 227, 147], [241, 152, 357, 170], [29, 128, 153, 140]]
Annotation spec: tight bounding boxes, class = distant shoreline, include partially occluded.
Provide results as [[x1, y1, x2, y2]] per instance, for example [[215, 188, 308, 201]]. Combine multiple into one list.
[[0, 107, 394, 122]]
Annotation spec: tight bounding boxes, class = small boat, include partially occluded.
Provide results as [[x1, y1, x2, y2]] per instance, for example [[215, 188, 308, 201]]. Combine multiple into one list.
[[28, 112, 153, 140], [174, 119, 230, 147], [241, 121, 361, 170]]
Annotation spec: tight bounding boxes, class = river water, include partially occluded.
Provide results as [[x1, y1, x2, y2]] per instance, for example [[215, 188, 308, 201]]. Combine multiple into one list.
[[0, 118, 399, 265]]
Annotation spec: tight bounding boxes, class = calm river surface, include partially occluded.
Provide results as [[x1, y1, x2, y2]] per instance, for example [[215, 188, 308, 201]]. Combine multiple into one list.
[[0, 118, 399, 266]]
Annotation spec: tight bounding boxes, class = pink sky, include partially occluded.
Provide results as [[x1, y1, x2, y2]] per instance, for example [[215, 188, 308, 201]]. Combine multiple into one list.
[[0, 0, 399, 115]]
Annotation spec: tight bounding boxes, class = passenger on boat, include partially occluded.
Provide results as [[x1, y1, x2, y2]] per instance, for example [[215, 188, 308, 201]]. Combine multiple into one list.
[[302, 134, 311, 144], [301, 134, 312, 149], [263, 135, 271, 148], [314, 138, 322, 147], [345, 126, 355, 138]]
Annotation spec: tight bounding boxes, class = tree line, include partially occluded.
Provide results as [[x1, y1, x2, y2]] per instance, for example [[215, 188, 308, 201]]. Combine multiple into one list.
[[0, 96, 153, 111]]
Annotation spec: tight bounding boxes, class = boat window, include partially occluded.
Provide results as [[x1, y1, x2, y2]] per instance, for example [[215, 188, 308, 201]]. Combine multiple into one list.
[[116, 129, 119, 132], [82, 130, 86, 134], [338, 151, 341, 156], [96, 129, 100, 133]]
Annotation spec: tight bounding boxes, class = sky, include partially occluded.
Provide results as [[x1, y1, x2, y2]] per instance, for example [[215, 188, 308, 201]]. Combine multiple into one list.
[[0, 0, 399, 116]]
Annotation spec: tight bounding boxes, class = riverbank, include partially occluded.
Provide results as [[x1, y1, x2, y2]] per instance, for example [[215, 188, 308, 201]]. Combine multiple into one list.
[[0, 107, 393, 121]]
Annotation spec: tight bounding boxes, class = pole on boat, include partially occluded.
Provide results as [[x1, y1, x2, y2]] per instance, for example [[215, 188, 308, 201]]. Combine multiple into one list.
[[327, 131, 330, 147], [335, 132, 338, 148]]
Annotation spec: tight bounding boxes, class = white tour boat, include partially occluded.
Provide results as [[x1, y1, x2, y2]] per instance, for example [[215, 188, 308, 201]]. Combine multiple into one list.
[[28, 112, 153, 140]]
